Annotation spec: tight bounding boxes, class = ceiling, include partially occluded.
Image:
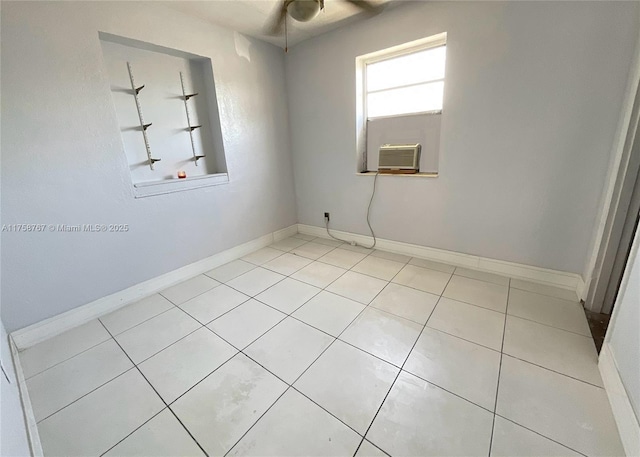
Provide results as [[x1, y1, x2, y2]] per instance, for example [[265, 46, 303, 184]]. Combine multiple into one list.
[[161, 0, 396, 48]]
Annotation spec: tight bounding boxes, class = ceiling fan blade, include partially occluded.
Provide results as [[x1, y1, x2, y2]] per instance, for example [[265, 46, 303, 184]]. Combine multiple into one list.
[[343, 0, 384, 15], [265, 2, 288, 36]]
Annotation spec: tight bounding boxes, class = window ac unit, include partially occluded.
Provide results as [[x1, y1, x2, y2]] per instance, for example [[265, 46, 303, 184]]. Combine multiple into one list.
[[378, 144, 421, 173]]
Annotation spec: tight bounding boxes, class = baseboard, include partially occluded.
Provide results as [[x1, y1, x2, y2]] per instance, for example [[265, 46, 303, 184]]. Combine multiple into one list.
[[11, 224, 298, 350], [273, 224, 299, 242], [11, 221, 583, 349], [599, 343, 640, 456], [576, 276, 588, 302], [298, 224, 583, 295], [9, 335, 43, 456]]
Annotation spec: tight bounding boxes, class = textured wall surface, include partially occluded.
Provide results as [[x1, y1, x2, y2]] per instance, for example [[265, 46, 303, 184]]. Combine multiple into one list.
[[1, 1, 297, 331], [286, 1, 639, 274]]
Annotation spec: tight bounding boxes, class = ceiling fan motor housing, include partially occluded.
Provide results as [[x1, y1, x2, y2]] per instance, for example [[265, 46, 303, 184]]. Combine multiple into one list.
[[287, 0, 322, 22]]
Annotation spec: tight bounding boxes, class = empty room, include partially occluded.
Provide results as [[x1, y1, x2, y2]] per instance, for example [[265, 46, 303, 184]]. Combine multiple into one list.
[[2, 0, 640, 456]]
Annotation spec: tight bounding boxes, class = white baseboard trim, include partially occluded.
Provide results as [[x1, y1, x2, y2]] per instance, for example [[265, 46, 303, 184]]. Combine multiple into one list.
[[298, 224, 583, 295], [576, 276, 588, 301], [9, 335, 43, 456], [273, 224, 299, 242], [11, 225, 297, 350], [599, 343, 640, 456]]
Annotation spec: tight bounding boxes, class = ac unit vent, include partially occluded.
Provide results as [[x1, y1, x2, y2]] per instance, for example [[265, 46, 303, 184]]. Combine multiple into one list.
[[378, 144, 421, 173]]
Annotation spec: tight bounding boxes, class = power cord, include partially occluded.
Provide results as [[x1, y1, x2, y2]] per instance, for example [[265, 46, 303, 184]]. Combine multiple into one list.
[[325, 171, 379, 249]]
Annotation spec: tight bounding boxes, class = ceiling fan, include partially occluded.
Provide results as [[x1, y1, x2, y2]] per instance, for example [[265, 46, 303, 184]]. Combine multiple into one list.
[[266, 0, 384, 49]]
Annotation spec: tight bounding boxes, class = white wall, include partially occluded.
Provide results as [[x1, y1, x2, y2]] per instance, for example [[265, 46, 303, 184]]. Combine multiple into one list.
[[607, 226, 640, 421], [286, 1, 639, 275], [1, 1, 297, 331]]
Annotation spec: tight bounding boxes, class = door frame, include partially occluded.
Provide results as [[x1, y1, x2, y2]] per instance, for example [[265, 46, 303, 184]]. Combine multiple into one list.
[[585, 62, 640, 313]]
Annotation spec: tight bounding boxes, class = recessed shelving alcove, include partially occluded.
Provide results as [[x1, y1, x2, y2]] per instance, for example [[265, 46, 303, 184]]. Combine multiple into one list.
[[99, 32, 228, 198]]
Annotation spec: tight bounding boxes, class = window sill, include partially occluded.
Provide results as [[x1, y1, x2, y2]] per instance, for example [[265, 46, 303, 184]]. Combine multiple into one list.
[[357, 171, 438, 178], [133, 173, 229, 198]]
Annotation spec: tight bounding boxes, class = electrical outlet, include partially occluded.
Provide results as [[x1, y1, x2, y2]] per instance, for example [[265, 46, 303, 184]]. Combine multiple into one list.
[[324, 212, 330, 222]]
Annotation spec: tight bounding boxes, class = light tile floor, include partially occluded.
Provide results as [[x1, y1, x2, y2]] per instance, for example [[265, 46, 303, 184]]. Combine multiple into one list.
[[18, 234, 624, 457]]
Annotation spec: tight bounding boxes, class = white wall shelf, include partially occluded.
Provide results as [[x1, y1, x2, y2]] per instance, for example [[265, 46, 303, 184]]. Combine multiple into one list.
[[133, 173, 229, 198], [99, 32, 227, 195], [356, 172, 438, 178]]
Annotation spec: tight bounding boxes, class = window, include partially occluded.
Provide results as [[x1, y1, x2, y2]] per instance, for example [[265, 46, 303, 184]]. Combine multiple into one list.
[[356, 33, 447, 174], [366, 45, 446, 118]]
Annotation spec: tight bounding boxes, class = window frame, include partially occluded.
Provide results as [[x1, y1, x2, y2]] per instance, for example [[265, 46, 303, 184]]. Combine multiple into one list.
[[355, 32, 447, 172]]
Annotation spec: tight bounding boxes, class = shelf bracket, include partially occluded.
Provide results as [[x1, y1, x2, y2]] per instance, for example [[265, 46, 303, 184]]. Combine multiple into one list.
[[180, 71, 203, 167], [127, 62, 157, 171]]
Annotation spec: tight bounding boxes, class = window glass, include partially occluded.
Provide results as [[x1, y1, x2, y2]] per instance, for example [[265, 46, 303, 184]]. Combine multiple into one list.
[[367, 81, 444, 118], [366, 46, 446, 92]]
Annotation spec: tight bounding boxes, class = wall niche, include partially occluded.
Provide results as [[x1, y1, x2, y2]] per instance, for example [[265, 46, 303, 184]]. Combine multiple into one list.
[[99, 32, 228, 197]]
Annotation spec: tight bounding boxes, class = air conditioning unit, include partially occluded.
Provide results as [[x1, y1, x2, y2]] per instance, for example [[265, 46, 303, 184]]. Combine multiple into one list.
[[378, 144, 421, 173]]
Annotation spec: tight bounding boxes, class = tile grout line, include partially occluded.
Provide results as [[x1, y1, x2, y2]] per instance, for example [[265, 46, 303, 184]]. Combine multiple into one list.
[[37, 249, 599, 451], [206, 256, 582, 457], [24, 238, 591, 456], [492, 413, 589, 457], [497, 353, 604, 389], [101, 299, 178, 338], [234, 242, 362, 305], [35, 365, 136, 425], [96, 320, 211, 457], [228, 251, 397, 443], [421, 325, 502, 353], [487, 277, 511, 457], [505, 313, 594, 338], [159, 279, 222, 307], [223, 327, 366, 451], [164, 348, 239, 407], [98, 407, 167, 457], [399, 368, 498, 415], [23, 274, 222, 381], [120, 318, 206, 367], [433, 293, 508, 315], [31, 319, 208, 426], [211, 241, 446, 332], [161, 242, 582, 451], [127, 306, 385, 454], [509, 284, 580, 302], [21, 335, 113, 381], [221, 247, 407, 456], [304, 234, 576, 302], [245, 243, 583, 341], [184, 294, 254, 327], [358, 439, 392, 457], [145, 243, 365, 415], [502, 309, 592, 338], [26, 237, 557, 369], [351, 263, 454, 456], [220, 385, 292, 457], [32, 243, 572, 384], [157, 265, 372, 451]]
